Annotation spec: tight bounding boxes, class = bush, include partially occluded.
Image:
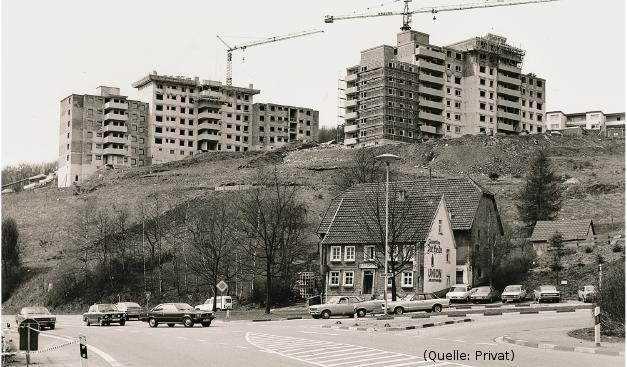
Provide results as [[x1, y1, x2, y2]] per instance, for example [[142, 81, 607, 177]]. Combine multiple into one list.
[[491, 244, 536, 291], [612, 244, 623, 253], [488, 172, 500, 181], [250, 280, 298, 308], [584, 246, 593, 254], [598, 261, 625, 336]]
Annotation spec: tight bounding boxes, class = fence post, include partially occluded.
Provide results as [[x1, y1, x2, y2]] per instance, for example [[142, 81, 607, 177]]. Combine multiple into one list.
[[26, 326, 30, 367], [594, 306, 601, 347], [79, 335, 88, 367]]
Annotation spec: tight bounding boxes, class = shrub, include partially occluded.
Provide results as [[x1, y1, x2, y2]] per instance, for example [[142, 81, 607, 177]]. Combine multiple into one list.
[[598, 261, 625, 336], [584, 246, 594, 254], [488, 172, 500, 181], [612, 244, 623, 253]]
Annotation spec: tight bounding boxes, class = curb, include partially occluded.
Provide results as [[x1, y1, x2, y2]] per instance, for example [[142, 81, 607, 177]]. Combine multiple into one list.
[[501, 335, 624, 356], [384, 304, 591, 320], [321, 318, 472, 332]]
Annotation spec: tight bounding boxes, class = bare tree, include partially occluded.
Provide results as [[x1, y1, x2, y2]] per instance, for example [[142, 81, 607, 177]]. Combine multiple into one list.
[[335, 149, 384, 190], [475, 221, 510, 287], [236, 168, 307, 314]]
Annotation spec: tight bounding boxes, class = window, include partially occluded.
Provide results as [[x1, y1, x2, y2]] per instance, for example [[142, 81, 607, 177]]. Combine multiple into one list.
[[402, 272, 413, 288], [331, 246, 341, 262], [454, 77, 461, 84], [479, 78, 486, 86], [343, 271, 354, 287], [438, 220, 443, 234], [364, 246, 375, 261], [344, 246, 355, 261], [330, 271, 340, 287], [446, 249, 450, 263]]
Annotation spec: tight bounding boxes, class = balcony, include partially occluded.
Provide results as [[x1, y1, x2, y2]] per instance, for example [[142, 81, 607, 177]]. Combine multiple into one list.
[[103, 147, 128, 156], [345, 86, 357, 95], [497, 122, 516, 132], [197, 121, 221, 130], [346, 73, 357, 82], [344, 137, 358, 146], [498, 63, 521, 74], [344, 111, 357, 120], [419, 73, 444, 85], [497, 98, 520, 109], [497, 85, 521, 98], [197, 132, 220, 141], [103, 124, 127, 133], [104, 112, 128, 122], [197, 111, 221, 121], [103, 135, 127, 144], [420, 125, 437, 134], [419, 98, 444, 110], [345, 99, 357, 108], [419, 86, 445, 98], [344, 124, 358, 133], [104, 101, 128, 110], [418, 110, 445, 123], [497, 110, 521, 121], [416, 47, 445, 60], [417, 59, 445, 73], [499, 74, 521, 86]]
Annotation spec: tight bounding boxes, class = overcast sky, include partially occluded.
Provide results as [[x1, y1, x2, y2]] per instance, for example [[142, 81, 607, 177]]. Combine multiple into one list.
[[2, 0, 624, 167]]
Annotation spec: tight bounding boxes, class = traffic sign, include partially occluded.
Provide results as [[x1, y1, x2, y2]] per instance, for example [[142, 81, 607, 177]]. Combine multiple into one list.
[[217, 280, 228, 293]]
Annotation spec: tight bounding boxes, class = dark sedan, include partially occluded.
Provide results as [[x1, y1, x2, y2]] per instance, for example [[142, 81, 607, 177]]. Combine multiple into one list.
[[16, 307, 56, 329], [141, 303, 214, 328], [83, 304, 126, 326], [116, 302, 143, 320]]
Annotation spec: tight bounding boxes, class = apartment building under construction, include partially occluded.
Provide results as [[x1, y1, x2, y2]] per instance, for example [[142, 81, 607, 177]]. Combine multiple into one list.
[[343, 31, 546, 148]]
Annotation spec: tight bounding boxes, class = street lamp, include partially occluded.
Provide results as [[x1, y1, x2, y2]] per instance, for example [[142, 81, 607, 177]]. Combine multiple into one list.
[[375, 153, 400, 316]]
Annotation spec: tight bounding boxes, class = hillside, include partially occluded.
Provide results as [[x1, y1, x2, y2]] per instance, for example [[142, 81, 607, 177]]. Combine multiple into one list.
[[2, 134, 624, 311]]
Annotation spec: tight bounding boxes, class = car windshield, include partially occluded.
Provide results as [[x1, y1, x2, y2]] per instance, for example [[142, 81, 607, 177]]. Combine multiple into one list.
[[540, 286, 557, 291], [584, 286, 596, 292], [451, 287, 466, 292], [98, 305, 118, 312], [476, 287, 491, 292], [175, 303, 194, 311], [504, 285, 521, 292], [122, 302, 140, 308], [22, 307, 50, 315]]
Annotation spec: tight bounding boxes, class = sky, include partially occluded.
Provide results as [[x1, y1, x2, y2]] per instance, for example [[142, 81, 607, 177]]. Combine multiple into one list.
[[1, 0, 625, 167]]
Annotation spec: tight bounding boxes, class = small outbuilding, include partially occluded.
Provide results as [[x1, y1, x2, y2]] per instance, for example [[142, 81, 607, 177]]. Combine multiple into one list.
[[530, 219, 596, 255]]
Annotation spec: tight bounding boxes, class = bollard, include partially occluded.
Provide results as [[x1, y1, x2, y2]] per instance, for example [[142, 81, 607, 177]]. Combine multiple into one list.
[[79, 335, 88, 367], [353, 306, 358, 326], [594, 307, 601, 347], [226, 309, 230, 321]]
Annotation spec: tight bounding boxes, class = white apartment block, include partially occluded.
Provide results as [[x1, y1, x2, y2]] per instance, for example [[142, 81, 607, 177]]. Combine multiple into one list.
[[545, 110, 625, 137]]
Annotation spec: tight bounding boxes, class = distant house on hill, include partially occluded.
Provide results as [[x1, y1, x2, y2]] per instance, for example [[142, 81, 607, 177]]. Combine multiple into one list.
[[317, 177, 504, 290], [530, 219, 596, 255]]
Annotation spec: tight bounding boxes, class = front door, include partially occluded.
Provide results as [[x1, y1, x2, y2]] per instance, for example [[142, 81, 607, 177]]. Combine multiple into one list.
[[362, 271, 373, 295], [456, 270, 464, 284]]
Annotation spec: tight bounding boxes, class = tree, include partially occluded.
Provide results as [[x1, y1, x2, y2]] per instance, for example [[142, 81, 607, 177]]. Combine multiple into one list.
[[548, 232, 566, 287], [236, 168, 307, 314], [335, 149, 385, 190], [2, 217, 21, 299], [317, 126, 338, 143], [516, 150, 563, 227], [186, 195, 238, 311], [475, 221, 511, 287]]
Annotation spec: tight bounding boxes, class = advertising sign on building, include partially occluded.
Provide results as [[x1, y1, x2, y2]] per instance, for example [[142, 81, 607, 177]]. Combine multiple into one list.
[[426, 240, 442, 283]]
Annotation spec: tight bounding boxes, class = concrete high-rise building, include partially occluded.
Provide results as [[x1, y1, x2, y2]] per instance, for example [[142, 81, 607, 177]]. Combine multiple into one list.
[[343, 31, 546, 148], [251, 103, 319, 150], [58, 87, 149, 187]]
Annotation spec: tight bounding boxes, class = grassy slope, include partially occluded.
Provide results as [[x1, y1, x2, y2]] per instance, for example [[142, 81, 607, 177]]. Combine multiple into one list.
[[2, 134, 624, 311]]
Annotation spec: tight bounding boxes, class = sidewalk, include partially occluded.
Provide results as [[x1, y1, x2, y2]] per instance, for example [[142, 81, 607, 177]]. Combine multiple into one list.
[[503, 326, 625, 356]]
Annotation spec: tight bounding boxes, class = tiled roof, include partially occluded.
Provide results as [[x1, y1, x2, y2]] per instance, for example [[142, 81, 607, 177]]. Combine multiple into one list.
[[321, 193, 443, 245], [530, 220, 595, 242], [317, 177, 492, 235]]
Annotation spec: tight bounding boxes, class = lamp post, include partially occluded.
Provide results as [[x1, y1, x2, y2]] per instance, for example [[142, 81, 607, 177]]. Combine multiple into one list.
[[375, 153, 400, 315]]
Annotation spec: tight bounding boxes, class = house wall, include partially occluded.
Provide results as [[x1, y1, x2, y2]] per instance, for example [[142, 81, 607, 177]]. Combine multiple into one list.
[[422, 198, 457, 293]]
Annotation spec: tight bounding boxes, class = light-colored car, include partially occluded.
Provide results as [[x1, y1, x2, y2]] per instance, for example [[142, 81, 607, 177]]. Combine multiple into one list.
[[385, 293, 450, 315], [196, 296, 233, 311], [446, 284, 476, 303], [534, 285, 561, 303], [470, 286, 501, 303], [501, 285, 527, 303], [16, 307, 56, 329], [577, 285, 598, 303], [309, 296, 378, 319]]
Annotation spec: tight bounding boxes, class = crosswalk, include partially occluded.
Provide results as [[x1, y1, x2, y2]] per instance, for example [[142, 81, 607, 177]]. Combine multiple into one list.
[[246, 332, 472, 367]]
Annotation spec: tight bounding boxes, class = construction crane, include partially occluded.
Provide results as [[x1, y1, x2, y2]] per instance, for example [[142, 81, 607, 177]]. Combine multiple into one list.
[[325, 0, 560, 31], [216, 29, 324, 86]]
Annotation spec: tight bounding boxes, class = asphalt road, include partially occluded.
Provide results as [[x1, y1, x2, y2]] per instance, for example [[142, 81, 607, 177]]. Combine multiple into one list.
[[10, 311, 623, 367]]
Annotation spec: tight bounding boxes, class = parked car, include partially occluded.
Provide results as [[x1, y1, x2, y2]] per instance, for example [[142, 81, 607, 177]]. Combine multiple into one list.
[[470, 286, 501, 303], [534, 285, 561, 303], [195, 296, 233, 311], [16, 307, 56, 330], [141, 303, 214, 328], [501, 285, 527, 303], [577, 285, 598, 303], [83, 304, 126, 326], [115, 302, 144, 320], [309, 296, 379, 319], [385, 293, 450, 315], [446, 284, 476, 302]]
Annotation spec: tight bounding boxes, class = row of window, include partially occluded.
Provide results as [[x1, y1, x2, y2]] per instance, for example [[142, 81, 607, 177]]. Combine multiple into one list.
[[328, 270, 415, 288], [257, 105, 312, 115]]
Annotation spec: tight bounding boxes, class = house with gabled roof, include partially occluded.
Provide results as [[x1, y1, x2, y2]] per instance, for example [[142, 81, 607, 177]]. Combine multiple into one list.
[[318, 177, 504, 289], [530, 220, 595, 256], [318, 190, 457, 298]]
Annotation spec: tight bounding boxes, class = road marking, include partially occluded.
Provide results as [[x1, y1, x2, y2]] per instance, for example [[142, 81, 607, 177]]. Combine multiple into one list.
[[246, 332, 472, 367], [298, 331, 340, 336], [475, 342, 497, 346], [236, 346, 248, 349]]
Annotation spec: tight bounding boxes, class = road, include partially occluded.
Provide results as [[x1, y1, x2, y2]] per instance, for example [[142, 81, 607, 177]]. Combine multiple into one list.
[[14, 311, 623, 367]]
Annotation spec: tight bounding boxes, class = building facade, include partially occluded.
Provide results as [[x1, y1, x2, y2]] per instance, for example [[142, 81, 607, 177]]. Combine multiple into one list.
[[58, 87, 149, 187], [251, 103, 319, 150], [545, 110, 625, 137], [343, 31, 546, 148]]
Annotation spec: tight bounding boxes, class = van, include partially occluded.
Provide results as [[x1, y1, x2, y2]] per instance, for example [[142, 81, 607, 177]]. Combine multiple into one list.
[[196, 296, 233, 311]]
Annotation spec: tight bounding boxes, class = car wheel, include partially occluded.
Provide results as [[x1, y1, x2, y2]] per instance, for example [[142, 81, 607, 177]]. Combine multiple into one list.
[[85, 318, 91, 326], [99, 318, 105, 326], [50, 324, 55, 330], [321, 310, 331, 319], [119, 320, 126, 326], [502, 300, 506, 304], [357, 309, 366, 318], [149, 318, 158, 328], [167, 323, 175, 328], [183, 317, 194, 328], [201, 321, 211, 327], [433, 304, 443, 313], [394, 307, 404, 315]]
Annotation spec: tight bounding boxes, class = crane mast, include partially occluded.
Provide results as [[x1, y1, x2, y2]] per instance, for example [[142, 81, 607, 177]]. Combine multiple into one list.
[[217, 29, 324, 86], [325, 0, 560, 30]]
